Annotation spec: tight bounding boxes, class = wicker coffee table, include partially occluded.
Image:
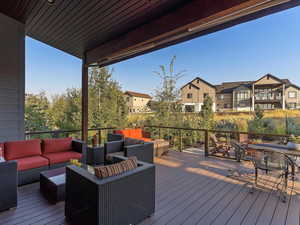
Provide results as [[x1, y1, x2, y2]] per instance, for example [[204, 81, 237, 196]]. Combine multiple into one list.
[[40, 167, 66, 204]]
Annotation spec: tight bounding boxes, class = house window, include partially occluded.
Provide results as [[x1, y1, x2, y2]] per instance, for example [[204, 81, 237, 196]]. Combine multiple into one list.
[[203, 93, 209, 99], [218, 94, 224, 100], [187, 93, 193, 99], [288, 103, 297, 109], [197, 79, 200, 84], [126, 97, 130, 102], [288, 91, 297, 98], [224, 103, 231, 108]]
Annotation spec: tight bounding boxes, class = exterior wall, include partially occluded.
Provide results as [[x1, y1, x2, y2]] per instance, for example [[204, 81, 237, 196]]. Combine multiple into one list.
[[191, 79, 216, 103], [180, 85, 200, 104], [0, 13, 25, 141], [181, 78, 216, 112], [125, 95, 151, 113], [216, 93, 233, 111], [285, 86, 300, 109]]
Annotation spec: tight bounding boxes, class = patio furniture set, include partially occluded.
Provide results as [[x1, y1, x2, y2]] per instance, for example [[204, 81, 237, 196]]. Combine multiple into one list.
[[0, 128, 165, 225], [217, 136, 298, 203]]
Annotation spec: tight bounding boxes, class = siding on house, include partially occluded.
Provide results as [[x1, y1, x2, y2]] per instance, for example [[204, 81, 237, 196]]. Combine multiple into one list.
[[0, 13, 25, 141], [181, 74, 300, 112]]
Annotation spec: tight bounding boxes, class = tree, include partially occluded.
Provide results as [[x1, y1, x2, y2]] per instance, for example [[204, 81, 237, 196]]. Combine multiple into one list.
[[49, 88, 81, 131], [151, 56, 185, 126], [88, 67, 128, 128], [25, 92, 50, 131], [199, 96, 214, 129]]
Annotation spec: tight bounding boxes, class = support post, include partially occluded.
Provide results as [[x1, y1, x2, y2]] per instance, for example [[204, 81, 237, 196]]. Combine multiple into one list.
[[81, 56, 89, 142], [98, 129, 102, 145], [179, 129, 183, 152], [204, 130, 209, 157], [282, 84, 286, 110], [252, 84, 255, 111]]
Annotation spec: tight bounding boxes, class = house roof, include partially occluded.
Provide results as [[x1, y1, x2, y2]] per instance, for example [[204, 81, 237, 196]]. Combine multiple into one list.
[[180, 82, 200, 90], [124, 91, 152, 99], [180, 77, 215, 90]]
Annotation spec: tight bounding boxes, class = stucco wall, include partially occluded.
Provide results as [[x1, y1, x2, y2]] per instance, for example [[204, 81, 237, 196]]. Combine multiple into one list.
[[0, 13, 25, 141]]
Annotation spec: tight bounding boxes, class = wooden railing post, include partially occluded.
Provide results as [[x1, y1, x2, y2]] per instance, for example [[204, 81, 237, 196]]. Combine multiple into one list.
[[159, 128, 161, 139], [98, 129, 102, 145], [179, 129, 183, 152], [204, 130, 209, 157]]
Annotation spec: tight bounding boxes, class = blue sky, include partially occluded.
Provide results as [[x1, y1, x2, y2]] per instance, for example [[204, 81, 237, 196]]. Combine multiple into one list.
[[26, 6, 300, 97]]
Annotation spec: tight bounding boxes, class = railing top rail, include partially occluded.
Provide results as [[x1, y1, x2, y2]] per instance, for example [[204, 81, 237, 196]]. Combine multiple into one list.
[[144, 125, 290, 138], [25, 127, 116, 135]]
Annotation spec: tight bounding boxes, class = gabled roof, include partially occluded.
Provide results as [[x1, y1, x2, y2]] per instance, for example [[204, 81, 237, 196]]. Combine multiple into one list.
[[181, 77, 215, 90], [180, 82, 200, 90], [253, 73, 284, 85], [124, 91, 152, 99]]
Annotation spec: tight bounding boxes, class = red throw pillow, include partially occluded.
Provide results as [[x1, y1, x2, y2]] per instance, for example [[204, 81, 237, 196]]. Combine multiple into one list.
[[4, 139, 42, 160], [42, 137, 72, 153]]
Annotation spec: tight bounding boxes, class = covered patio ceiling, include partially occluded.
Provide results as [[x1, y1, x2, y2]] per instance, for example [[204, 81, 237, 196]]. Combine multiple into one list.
[[1, 0, 300, 67]]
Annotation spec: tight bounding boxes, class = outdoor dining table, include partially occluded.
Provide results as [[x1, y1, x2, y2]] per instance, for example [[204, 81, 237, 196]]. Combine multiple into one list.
[[248, 143, 300, 157]]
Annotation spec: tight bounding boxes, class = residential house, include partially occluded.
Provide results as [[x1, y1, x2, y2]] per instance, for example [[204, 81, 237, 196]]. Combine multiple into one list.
[[124, 91, 152, 113], [181, 74, 300, 112], [180, 77, 216, 112]]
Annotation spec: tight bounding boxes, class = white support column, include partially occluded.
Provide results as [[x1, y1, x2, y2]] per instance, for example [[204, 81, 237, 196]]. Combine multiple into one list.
[[282, 84, 286, 110], [252, 84, 255, 111]]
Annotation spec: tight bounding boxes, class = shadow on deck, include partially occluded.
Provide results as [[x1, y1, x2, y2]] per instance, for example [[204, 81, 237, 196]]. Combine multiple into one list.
[[0, 148, 299, 225]]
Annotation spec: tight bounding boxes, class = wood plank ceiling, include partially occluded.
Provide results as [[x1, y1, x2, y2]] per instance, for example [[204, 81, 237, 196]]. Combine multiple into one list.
[[0, 0, 300, 66], [0, 0, 186, 59]]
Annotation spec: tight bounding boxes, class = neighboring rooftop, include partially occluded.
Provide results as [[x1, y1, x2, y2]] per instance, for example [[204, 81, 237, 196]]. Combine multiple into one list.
[[182, 74, 299, 94], [124, 91, 152, 99]]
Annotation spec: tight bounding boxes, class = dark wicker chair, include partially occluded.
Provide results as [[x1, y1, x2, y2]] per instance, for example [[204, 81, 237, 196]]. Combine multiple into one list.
[[65, 155, 155, 225], [105, 139, 154, 164], [0, 161, 17, 211]]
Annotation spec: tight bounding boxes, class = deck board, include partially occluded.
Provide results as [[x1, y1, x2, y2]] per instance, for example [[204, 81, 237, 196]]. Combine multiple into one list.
[[1, 149, 300, 225]]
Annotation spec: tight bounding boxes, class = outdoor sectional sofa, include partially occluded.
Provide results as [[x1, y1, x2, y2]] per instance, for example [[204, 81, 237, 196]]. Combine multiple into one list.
[[0, 138, 85, 185]]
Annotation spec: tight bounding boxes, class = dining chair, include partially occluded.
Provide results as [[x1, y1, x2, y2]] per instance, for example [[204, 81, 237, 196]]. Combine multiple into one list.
[[250, 150, 295, 202]]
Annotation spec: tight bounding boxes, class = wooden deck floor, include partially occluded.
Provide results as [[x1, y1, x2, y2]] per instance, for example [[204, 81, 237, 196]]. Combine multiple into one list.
[[1, 149, 300, 225]]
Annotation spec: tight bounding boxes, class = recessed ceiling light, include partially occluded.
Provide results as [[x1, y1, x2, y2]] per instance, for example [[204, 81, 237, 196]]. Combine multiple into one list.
[[47, 0, 55, 5]]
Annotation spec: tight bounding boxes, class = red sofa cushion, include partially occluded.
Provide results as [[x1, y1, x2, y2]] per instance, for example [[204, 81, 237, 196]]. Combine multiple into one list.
[[15, 156, 49, 171], [43, 151, 82, 165], [0, 143, 4, 158], [4, 139, 42, 160], [42, 137, 72, 153]]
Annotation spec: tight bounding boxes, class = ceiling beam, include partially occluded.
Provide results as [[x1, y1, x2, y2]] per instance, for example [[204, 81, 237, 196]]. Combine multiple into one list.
[[86, 0, 298, 66]]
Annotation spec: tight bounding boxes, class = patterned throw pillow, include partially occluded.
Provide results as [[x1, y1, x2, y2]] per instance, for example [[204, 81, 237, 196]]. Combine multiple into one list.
[[0, 143, 5, 162], [94, 157, 138, 179]]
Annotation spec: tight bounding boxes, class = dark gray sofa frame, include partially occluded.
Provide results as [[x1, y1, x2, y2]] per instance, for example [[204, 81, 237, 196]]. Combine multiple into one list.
[[105, 140, 154, 164], [65, 155, 155, 225], [16, 140, 86, 186], [0, 161, 17, 211]]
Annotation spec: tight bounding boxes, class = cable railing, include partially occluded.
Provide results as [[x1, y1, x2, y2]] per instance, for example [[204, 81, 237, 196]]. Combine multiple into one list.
[[144, 125, 290, 159], [26, 126, 291, 161], [25, 127, 115, 145]]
